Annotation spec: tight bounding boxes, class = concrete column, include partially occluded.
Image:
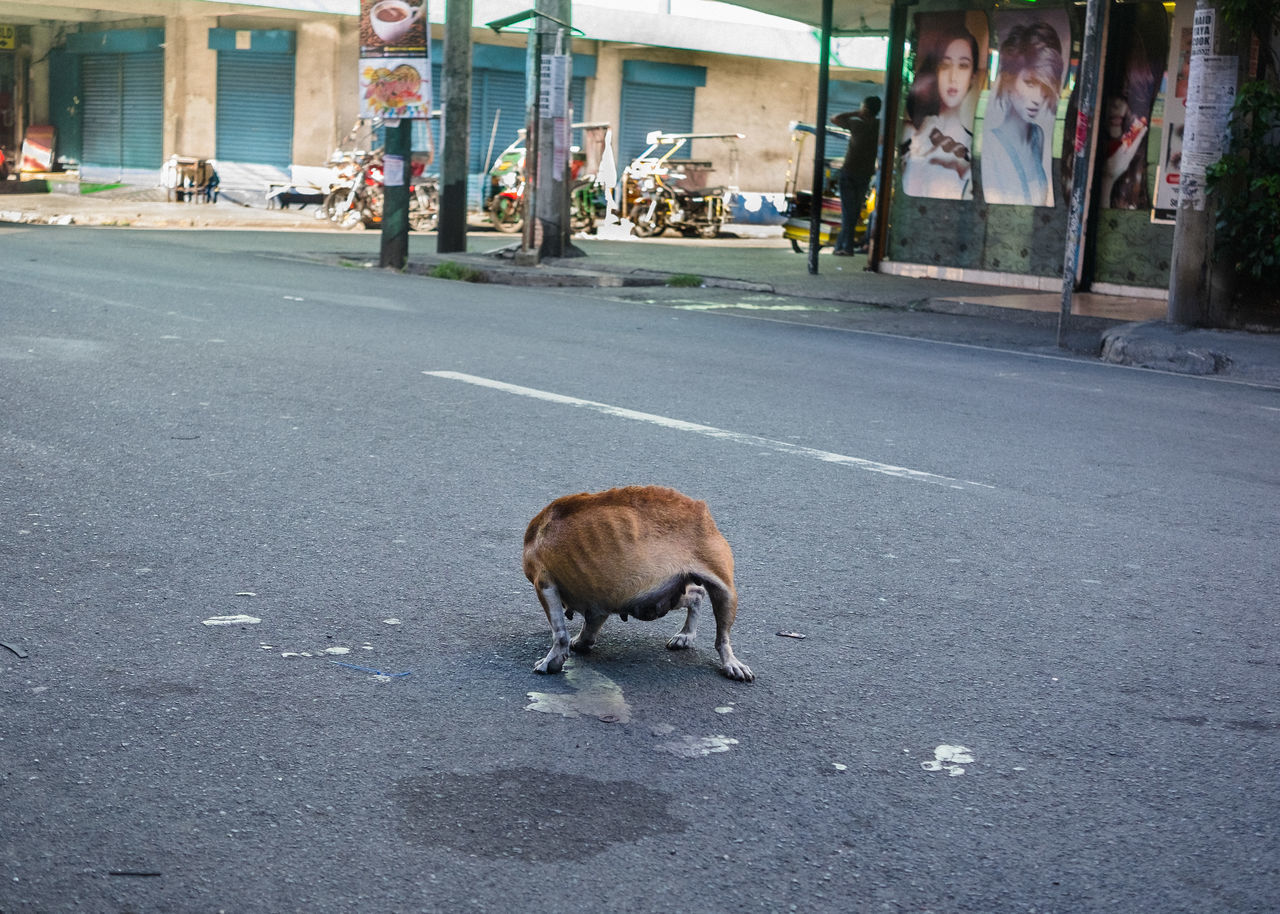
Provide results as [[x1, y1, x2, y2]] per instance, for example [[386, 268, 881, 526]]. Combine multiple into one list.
[[164, 16, 217, 159], [294, 20, 346, 165]]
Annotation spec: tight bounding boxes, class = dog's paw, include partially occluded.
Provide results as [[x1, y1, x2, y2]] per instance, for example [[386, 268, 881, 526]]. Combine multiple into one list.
[[720, 659, 754, 682], [534, 653, 567, 674], [666, 632, 696, 651], [570, 635, 595, 654]]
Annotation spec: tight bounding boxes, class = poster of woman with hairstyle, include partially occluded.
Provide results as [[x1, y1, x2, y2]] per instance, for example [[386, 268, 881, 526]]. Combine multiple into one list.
[[899, 11, 988, 200], [980, 9, 1070, 207], [1098, 2, 1170, 210]]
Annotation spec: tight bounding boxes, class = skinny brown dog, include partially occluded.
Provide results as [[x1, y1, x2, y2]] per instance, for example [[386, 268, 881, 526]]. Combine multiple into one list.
[[522, 486, 753, 682]]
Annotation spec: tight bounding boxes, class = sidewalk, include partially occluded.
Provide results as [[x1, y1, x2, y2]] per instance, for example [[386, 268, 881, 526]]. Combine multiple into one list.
[[4, 182, 1279, 387]]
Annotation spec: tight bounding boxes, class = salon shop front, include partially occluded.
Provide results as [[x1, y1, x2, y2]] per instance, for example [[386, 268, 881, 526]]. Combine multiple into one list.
[[880, 0, 1190, 297]]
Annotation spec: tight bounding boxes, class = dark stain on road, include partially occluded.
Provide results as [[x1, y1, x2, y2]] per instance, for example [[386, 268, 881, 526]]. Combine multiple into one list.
[[393, 766, 686, 860]]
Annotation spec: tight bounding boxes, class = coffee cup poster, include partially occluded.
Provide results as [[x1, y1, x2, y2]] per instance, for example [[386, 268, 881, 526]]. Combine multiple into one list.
[[359, 0, 431, 119]]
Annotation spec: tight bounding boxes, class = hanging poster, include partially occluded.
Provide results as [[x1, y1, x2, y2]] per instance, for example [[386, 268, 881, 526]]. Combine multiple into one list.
[[980, 9, 1071, 207], [1154, 3, 1195, 221], [359, 0, 431, 120], [899, 10, 988, 200], [1095, 2, 1170, 210]]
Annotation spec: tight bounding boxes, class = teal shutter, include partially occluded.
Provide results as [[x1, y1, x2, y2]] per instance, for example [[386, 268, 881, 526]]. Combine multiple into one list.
[[80, 51, 163, 175], [216, 51, 295, 167], [619, 82, 694, 162]]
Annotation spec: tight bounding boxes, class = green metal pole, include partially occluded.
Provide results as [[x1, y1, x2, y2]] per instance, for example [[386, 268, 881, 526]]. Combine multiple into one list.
[[380, 118, 412, 269]]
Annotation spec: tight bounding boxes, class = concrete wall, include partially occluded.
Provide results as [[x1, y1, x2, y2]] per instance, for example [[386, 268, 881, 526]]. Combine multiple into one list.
[[584, 41, 879, 192]]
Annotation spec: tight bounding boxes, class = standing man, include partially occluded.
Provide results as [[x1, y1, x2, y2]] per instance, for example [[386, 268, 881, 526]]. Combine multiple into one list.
[[831, 96, 881, 256]]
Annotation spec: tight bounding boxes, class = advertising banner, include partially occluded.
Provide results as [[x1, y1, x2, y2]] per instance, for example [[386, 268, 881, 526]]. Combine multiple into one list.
[[359, 0, 431, 120], [898, 10, 988, 201], [980, 8, 1071, 207]]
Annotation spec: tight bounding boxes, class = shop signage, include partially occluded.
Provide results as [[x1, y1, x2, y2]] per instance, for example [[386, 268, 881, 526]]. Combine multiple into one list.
[[0, 25, 17, 49]]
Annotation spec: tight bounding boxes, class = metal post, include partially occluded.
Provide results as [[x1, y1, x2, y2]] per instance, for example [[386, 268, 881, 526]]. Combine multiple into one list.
[[1057, 0, 1109, 347], [437, 0, 472, 254], [517, 27, 542, 265], [869, 1, 908, 273], [379, 119, 412, 269], [807, 0, 834, 276]]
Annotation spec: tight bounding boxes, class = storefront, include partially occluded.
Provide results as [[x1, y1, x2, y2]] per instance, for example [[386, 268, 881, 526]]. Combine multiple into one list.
[[880, 0, 1186, 294]]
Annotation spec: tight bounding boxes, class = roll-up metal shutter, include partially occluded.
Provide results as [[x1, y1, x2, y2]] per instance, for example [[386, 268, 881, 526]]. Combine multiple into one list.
[[619, 82, 694, 163], [216, 51, 295, 167], [80, 51, 164, 176]]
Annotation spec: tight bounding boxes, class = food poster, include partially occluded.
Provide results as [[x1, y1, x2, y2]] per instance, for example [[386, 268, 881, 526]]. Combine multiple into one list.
[[899, 10, 989, 201], [359, 0, 431, 120], [979, 8, 1071, 207]]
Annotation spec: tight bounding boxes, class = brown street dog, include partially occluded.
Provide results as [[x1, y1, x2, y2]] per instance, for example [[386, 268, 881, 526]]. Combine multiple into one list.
[[522, 486, 754, 682]]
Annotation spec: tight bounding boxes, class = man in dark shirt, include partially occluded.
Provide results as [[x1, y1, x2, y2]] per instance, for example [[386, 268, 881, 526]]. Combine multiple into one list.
[[830, 96, 881, 256]]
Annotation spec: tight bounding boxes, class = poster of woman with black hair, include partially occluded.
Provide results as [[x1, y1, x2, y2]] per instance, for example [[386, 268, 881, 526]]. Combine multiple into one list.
[[980, 9, 1071, 207], [1098, 2, 1170, 210], [899, 11, 988, 200]]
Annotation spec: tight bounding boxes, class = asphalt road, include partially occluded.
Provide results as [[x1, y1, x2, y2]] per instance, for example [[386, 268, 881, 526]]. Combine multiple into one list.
[[2, 226, 1277, 913]]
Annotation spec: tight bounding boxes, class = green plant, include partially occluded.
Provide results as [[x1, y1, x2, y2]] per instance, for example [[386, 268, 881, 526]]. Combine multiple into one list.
[[429, 261, 486, 283], [665, 273, 703, 287], [79, 182, 124, 194], [1207, 80, 1280, 281]]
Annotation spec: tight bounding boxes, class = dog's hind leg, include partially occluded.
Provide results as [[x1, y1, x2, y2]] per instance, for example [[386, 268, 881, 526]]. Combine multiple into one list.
[[571, 612, 608, 653], [709, 587, 754, 682], [667, 582, 707, 651], [534, 581, 572, 674]]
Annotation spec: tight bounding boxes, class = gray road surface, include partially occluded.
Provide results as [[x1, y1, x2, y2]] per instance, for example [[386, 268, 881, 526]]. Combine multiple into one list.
[[2, 226, 1277, 913]]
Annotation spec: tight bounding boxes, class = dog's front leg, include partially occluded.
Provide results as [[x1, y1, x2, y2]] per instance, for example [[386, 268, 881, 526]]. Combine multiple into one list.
[[667, 583, 706, 650], [534, 582, 572, 674]]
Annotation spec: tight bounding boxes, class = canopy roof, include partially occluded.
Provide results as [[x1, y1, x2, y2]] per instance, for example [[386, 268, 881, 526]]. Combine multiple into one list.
[[712, 0, 897, 35]]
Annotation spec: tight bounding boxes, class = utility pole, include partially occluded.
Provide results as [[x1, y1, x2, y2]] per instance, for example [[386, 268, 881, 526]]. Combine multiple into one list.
[[438, 0, 472, 254], [534, 0, 574, 260], [1168, 0, 1245, 326], [379, 120, 412, 268]]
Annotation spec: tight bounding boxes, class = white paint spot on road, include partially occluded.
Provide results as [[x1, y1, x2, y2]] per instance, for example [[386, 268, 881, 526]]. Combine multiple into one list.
[[322, 647, 351, 655], [424, 371, 993, 491], [921, 744, 974, 776], [201, 614, 261, 626], [658, 735, 739, 758]]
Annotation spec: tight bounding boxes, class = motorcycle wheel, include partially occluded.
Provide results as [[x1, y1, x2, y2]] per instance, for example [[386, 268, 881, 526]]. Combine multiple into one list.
[[318, 189, 343, 221], [330, 188, 365, 229], [489, 196, 522, 233], [630, 215, 665, 237]]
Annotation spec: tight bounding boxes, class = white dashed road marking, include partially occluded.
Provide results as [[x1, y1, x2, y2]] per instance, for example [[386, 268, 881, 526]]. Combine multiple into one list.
[[424, 370, 993, 491]]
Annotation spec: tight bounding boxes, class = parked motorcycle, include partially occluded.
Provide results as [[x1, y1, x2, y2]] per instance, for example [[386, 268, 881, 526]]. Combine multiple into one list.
[[320, 149, 439, 231], [621, 132, 743, 239], [485, 129, 608, 235], [318, 149, 384, 229]]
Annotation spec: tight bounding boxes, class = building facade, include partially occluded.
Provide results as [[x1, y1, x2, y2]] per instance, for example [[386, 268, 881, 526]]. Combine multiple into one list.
[[0, 0, 885, 202]]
